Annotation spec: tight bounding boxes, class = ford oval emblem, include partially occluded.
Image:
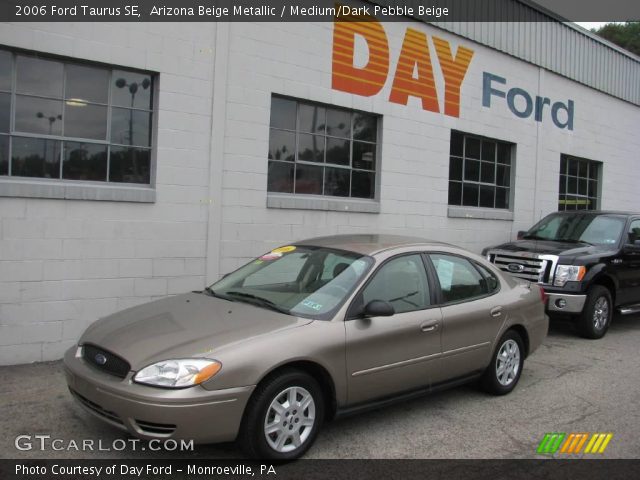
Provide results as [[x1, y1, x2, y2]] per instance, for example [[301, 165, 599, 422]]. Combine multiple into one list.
[[507, 263, 525, 273], [94, 353, 107, 365]]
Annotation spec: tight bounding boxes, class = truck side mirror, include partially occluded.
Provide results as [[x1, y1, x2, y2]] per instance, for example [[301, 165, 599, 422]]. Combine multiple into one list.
[[624, 233, 640, 253], [517, 230, 526, 240], [623, 244, 640, 254]]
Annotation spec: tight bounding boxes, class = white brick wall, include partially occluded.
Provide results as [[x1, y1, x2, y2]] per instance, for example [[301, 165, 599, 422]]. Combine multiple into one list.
[[216, 21, 640, 266], [0, 20, 638, 365], [0, 22, 215, 364]]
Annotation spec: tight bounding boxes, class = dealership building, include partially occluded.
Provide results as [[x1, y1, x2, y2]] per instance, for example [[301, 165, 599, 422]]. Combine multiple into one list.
[[1, 2, 639, 364]]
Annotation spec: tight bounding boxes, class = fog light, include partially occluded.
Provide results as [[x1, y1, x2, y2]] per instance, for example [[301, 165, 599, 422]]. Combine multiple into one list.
[[555, 298, 567, 309]]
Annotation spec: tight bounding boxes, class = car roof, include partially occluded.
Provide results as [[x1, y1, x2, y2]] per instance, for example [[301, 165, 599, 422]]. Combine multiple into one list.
[[294, 234, 452, 256], [552, 210, 636, 216]]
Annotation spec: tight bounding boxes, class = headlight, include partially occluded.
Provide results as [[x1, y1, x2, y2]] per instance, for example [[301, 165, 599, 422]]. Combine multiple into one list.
[[554, 265, 586, 287], [134, 359, 221, 388]]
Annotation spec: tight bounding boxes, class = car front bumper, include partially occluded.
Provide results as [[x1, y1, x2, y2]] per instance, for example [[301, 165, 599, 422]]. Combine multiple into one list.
[[546, 293, 587, 314], [63, 346, 254, 444]]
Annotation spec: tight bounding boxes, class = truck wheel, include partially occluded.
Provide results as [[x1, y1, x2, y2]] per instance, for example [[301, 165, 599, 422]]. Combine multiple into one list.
[[578, 285, 612, 339]]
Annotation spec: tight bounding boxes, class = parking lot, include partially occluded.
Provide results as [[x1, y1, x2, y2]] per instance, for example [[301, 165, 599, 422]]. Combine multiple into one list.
[[1, 314, 639, 460]]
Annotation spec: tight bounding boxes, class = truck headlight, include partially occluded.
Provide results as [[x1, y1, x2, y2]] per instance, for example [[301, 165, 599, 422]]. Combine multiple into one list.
[[554, 265, 586, 287]]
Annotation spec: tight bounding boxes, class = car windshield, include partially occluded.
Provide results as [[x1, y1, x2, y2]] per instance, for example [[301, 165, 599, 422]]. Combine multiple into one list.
[[207, 245, 373, 319], [524, 213, 625, 246]]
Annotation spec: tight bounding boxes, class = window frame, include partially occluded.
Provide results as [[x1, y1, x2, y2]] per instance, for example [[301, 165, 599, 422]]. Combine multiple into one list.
[[558, 154, 602, 211], [447, 130, 515, 221], [267, 94, 382, 214], [424, 252, 501, 307], [0, 47, 157, 203]]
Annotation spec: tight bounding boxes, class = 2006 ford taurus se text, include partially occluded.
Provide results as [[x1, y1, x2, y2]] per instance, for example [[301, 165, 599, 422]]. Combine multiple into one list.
[[64, 234, 548, 459]]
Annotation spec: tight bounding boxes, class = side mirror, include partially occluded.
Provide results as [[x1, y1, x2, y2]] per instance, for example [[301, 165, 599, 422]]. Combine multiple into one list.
[[623, 243, 640, 254], [517, 230, 526, 240], [363, 300, 395, 317]]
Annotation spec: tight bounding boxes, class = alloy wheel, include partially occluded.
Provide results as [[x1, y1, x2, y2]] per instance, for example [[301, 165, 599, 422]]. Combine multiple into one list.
[[263, 386, 316, 453], [496, 339, 521, 386], [592, 296, 609, 330]]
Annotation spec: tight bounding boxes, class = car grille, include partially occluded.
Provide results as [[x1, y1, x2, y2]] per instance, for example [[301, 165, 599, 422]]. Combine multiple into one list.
[[134, 420, 177, 436], [487, 251, 558, 285], [82, 344, 131, 379], [69, 388, 124, 426]]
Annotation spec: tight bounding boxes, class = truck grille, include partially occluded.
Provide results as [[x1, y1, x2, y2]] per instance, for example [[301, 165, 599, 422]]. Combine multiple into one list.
[[82, 344, 131, 379], [487, 251, 558, 285]]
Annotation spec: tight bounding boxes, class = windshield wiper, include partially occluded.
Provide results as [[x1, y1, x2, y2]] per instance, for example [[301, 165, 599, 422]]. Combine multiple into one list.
[[224, 291, 290, 314], [202, 286, 226, 298], [522, 234, 547, 240]]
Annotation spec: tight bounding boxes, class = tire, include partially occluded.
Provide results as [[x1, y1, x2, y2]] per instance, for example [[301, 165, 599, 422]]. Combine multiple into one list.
[[578, 285, 612, 339], [481, 330, 525, 395], [237, 369, 324, 460]]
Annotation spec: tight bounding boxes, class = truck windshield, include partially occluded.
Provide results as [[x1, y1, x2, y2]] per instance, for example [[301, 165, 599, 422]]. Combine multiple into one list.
[[524, 213, 625, 246]]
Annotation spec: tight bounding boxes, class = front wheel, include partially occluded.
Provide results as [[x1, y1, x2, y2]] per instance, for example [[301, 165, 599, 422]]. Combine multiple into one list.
[[481, 330, 524, 395], [578, 285, 612, 339], [238, 370, 324, 460]]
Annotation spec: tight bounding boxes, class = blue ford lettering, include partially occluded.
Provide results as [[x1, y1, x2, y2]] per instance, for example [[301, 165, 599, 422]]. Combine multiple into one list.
[[483, 72, 574, 130]]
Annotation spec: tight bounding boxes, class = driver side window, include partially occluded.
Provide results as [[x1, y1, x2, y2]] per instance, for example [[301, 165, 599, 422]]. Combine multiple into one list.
[[361, 254, 430, 314], [629, 220, 640, 244]]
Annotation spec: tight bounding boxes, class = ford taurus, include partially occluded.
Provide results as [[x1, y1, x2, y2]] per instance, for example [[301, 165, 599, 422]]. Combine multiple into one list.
[[64, 234, 548, 459]]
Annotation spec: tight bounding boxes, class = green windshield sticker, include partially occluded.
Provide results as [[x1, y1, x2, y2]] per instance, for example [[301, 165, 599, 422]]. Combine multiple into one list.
[[301, 300, 323, 311]]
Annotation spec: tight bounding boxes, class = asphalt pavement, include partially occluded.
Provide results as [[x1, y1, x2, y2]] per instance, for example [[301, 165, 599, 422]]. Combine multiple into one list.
[[1, 314, 639, 459]]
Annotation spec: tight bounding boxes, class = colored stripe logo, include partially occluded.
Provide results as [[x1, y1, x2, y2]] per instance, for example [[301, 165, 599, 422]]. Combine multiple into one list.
[[537, 433, 613, 455]]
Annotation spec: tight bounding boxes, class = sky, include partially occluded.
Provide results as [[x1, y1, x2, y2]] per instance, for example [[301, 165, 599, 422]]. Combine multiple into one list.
[[575, 22, 619, 31]]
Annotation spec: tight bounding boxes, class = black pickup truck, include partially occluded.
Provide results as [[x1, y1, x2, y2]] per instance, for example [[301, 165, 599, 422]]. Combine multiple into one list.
[[483, 211, 640, 339]]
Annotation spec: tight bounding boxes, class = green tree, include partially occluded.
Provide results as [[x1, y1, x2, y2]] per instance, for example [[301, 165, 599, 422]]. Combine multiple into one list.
[[592, 22, 640, 56]]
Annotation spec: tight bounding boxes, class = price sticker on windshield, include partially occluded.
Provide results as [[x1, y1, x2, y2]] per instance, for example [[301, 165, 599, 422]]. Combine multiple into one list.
[[271, 245, 296, 254]]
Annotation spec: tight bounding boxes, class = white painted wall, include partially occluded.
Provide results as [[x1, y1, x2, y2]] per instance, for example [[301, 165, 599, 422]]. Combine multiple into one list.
[[0, 23, 216, 364], [0, 20, 638, 365]]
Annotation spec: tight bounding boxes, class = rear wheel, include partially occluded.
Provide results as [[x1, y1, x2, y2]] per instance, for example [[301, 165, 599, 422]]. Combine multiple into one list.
[[578, 285, 612, 339], [481, 330, 524, 395], [238, 370, 324, 460]]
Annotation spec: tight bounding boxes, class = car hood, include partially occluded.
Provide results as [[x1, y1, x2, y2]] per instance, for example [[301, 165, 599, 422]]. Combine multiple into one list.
[[80, 292, 311, 370], [488, 240, 609, 257]]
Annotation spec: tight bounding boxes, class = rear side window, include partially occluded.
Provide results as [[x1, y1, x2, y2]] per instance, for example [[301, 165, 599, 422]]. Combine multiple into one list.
[[430, 254, 488, 303], [474, 263, 500, 293]]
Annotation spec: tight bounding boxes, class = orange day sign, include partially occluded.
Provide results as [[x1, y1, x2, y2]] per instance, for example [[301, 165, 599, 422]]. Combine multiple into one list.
[[332, 17, 474, 117]]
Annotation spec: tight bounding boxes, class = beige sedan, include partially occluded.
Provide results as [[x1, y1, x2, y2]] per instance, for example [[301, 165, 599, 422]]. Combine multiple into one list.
[[64, 234, 548, 459]]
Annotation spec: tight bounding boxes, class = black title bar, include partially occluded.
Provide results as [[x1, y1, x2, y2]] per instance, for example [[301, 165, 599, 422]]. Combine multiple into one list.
[[1, 0, 639, 22], [2, 459, 640, 480]]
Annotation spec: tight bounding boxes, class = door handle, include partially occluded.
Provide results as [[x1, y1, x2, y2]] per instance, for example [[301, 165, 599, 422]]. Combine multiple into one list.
[[490, 306, 503, 318], [420, 321, 439, 332]]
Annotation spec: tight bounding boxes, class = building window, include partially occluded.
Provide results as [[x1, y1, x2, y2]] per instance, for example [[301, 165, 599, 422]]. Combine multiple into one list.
[[558, 155, 601, 211], [448, 131, 513, 210], [0, 49, 154, 184], [267, 96, 378, 199]]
